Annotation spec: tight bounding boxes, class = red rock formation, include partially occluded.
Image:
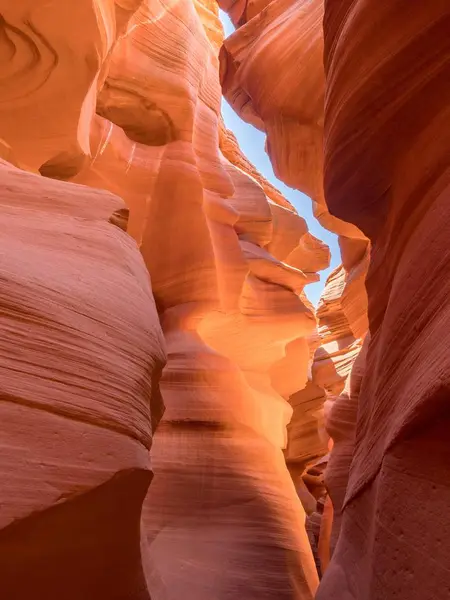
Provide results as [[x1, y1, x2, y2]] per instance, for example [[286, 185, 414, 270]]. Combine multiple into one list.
[[220, 4, 450, 597], [323, 333, 370, 556], [0, 158, 165, 598], [0, 0, 332, 598], [219, 0, 370, 575], [316, 3, 450, 598], [0, 1, 143, 175], [219, 0, 369, 382], [10, 0, 445, 596], [125, 2, 323, 596]]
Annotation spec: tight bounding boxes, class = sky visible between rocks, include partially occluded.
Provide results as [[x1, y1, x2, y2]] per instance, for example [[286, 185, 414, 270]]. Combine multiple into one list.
[[219, 10, 340, 306]]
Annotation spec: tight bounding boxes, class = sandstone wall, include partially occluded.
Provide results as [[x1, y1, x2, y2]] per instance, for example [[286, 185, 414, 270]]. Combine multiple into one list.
[[0, 0, 331, 597], [316, 2, 450, 598], [0, 157, 166, 597], [3, 0, 445, 597], [219, 0, 370, 571], [220, 0, 450, 595]]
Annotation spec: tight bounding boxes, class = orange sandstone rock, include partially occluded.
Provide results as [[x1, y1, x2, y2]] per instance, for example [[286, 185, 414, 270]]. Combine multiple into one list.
[[0, 0, 331, 597], [219, 0, 370, 563], [316, 2, 450, 599], [130, 2, 324, 595], [0, 159, 165, 598], [0, 1, 132, 175]]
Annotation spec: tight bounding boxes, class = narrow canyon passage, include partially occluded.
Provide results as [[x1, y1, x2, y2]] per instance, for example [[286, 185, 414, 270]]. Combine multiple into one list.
[[0, 1, 449, 600]]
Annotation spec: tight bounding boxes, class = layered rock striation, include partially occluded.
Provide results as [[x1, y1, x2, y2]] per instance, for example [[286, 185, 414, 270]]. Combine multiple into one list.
[[316, 2, 450, 598], [219, 0, 370, 575], [0, 0, 331, 598], [0, 157, 166, 598], [4, 0, 445, 597]]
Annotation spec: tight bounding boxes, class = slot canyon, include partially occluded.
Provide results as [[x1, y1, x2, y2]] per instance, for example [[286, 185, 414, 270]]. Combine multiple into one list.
[[0, 0, 449, 598]]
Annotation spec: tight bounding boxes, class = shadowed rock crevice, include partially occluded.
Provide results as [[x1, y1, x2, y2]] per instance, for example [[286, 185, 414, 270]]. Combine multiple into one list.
[[97, 83, 176, 146], [109, 207, 130, 232], [0, 469, 153, 600], [150, 361, 166, 435], [39, 151, 88, 180]]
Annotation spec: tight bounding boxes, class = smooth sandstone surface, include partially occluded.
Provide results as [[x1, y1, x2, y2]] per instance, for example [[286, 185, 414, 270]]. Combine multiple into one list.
[[220, 5, 450, 598], [219, 0, 370, 581], [0, 0, 331, 598], [2, 0, 446, 597], [128, 2, 323, 596], [0, 159, 166, 598], [316, 2, 450, 599], [218, 0, 369, 397]]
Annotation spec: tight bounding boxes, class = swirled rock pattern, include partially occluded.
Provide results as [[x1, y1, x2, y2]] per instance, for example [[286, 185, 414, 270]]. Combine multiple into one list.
[[219, 0, 370, 577], [316, 2, 450, 599], [0, 0, 332, 598], [0, 1, 142, 175], [221, 2, 450, 597]]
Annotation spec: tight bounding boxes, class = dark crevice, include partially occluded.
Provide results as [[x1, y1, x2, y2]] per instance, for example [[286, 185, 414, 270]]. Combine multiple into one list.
[[0, 468, 153, 600]]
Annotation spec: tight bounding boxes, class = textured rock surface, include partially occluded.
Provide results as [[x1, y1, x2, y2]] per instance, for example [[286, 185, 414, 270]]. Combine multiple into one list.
[[219, 0, 370, 576], [0, 1, 142, 175], [219, 1, 368, 356], [0, 159, 165, 598], [7, 0, 446, 596], [0, 0, 331, 598], [127, 2, 323, 596], [323, 334, 370, 556], [221, 2, 450, 597], [316, 2, 450, 599]]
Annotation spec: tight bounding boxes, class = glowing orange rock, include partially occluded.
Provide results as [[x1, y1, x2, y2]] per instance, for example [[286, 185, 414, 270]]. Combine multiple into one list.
[[0, 0, 331, 597], [217, 3, 381, 588], [218, 0, 369, 395], [0, 1, 143, 175], [219, 0, 369, 567], [128, 2, 323, 595]]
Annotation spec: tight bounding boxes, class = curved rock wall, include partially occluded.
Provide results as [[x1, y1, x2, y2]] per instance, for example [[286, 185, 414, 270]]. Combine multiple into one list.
[[0, 0, 331, 598], [316, 2, 450, 598], [219, 0, 370, 574], [3, 0, 445, 596], [220, 0, 450, 594], [0, 158, 166, 597], [219, 0, 369, 397]]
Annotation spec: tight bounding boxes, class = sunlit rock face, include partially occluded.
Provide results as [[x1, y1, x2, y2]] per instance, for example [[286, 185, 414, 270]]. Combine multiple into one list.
[[110, 2, 325, 597], [316, 3, 450, 599], [218, 4, 368, 346], [221, 3, 450, 597], [0, 0, 331, 598], [219, 0, 370, 577], [0, 1, 144, 175], [220, 0, 325, 198]]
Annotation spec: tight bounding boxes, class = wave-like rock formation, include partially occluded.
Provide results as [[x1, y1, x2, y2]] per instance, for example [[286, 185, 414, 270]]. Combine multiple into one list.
[[0, 156, 166, 598], [0, 0, 332, 598], [219, 1, 369, 382], [220, 0, 450, 594], [220, 3, 450, 596], [2, 0, 446, 596], [316, 3, 450, 599], [219, 0, 370, 575]]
